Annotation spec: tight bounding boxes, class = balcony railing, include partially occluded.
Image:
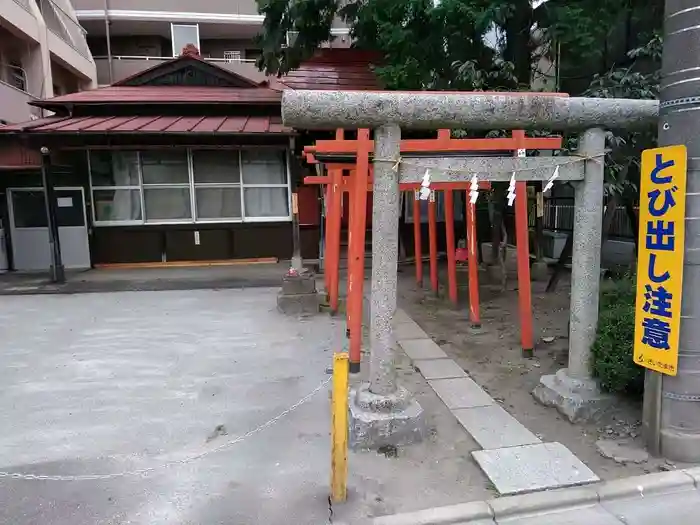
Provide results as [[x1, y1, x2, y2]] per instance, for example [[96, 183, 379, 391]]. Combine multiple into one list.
[[39, 0, 91, 59], [526, 198, 637, 239], [0, 80, 39, 124], [2, 63, 28, 92], [94, 55, 256, 64], [93, 55, 262, 85], [12, 0, 32, 12]]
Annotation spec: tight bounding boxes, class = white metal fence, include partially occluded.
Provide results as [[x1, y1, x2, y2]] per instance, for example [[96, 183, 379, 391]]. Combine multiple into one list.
[[530, 199, 636, 238]]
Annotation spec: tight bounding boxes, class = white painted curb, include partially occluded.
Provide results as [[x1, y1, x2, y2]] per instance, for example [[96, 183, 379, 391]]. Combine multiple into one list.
[[365, 468, 700, 525]]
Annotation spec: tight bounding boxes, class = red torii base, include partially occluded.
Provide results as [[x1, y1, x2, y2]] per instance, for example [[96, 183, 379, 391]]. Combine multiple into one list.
[[306, 129, 563, 371]]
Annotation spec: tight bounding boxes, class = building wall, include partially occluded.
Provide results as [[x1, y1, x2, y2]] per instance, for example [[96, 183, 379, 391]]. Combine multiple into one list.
[[71, 0, 261, 17], [81, 146, 315, 264], [105, 35, 170, 57], [89, 222, 319, 264], [0, 146, 321, 269], [0, 0, 96, 124]]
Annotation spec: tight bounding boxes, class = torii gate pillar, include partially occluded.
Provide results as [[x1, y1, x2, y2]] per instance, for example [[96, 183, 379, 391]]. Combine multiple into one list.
[[532, 127, 612, 422], [349, 124, 426, 449]]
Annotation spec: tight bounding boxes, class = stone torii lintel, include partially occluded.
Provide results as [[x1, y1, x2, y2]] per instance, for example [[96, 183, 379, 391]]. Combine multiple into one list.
[[397, 156, 585, 183], [281, 90, 658, 131]]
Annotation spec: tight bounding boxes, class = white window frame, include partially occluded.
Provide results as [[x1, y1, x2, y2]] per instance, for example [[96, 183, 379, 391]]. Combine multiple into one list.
[[88, 148, 293, 227], [170, 23, 200, 57], [140, 150, 193, 224], [88, 150, 143, 226], [223, 50, 242, 62], [192, 149, 243, 224], [239, 149, 292, 223]]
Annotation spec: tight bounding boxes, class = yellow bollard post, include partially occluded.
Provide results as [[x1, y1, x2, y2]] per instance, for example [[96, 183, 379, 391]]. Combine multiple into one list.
[[330, 352, 349, 503]]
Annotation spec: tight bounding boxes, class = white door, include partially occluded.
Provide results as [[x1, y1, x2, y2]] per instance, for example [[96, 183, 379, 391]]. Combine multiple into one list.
[[8, 187, 91, 271]]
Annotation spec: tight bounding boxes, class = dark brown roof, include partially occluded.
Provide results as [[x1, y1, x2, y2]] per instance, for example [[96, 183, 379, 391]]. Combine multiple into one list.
[[0, 115, 293, 135], [279, 49, 382, 91]]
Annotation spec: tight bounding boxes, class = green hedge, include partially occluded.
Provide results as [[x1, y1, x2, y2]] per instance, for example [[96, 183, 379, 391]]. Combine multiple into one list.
[[591, 275, 644, 396]]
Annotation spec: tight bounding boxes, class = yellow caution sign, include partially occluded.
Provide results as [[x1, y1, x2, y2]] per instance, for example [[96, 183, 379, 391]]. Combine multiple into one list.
[[634, 145, 687, 376]]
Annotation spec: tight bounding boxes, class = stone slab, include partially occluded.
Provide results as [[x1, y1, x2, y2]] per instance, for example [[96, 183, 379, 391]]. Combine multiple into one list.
[[399, 339, 448, 360], [472, 442, 600, 495], [393, 308, 413, 324], [413, 358, 467, 380], [601, 488, 700, 525], [393, 321, 427, 340], [452, 405, 541, 450], [428, 377, 494, 409]]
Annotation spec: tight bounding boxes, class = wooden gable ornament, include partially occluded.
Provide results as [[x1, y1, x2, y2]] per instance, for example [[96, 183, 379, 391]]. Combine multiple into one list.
[[114, 45, 261, 89]]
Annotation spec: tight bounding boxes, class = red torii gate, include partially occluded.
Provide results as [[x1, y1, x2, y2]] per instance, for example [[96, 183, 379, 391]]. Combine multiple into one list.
[[305, 127, 563, 372]]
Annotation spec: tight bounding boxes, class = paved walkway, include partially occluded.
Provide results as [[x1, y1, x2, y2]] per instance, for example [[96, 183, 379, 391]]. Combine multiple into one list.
[[393, 311, 597, 496]]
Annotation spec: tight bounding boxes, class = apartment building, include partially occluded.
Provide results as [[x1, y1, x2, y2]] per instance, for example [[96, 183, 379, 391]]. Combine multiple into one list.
[[71, 0, 351, 86], [0, 0, 96, 125], [0, 2, 368, 272]]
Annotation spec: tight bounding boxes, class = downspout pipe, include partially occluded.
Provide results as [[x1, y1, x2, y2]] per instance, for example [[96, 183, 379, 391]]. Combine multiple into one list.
[[104, 0, 113, 84]]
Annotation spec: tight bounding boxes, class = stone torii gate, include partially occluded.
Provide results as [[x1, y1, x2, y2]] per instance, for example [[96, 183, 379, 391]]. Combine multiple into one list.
[[283, 91, 657, 447]]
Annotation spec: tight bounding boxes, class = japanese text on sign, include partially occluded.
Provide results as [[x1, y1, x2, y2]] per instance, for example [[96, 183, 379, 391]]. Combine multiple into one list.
[[634, 145, 687, 376]]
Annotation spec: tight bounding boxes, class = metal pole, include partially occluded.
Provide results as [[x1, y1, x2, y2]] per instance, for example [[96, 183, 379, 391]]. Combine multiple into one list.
[[369, 124, 401, 396], [567, 128, 605, 380], [40, 147, 64, 284], [646, 0, 700, 462], [330, 352, 349, 502], [288, 140, 303, 272], [104, 0, 113, 85]]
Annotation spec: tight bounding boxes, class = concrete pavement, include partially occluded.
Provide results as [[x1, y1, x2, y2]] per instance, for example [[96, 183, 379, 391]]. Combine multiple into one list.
[[0, 288, 492, 524], [0, 263, 291, 295], [367, 468, 700, 525], [0, 288, 341, 524]]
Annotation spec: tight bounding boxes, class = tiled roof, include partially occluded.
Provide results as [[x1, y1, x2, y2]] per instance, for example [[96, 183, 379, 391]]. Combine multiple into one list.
[[279, 49, 382, 91], [0, 115, 293, 135]]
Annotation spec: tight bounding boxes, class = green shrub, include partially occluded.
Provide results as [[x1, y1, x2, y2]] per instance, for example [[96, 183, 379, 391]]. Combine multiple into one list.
[[591, 275, 644, 396]]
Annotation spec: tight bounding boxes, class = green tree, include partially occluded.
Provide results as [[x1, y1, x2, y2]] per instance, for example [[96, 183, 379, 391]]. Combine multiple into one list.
[[583, 32, 662, 248], [256, 0, 664, 266], [255, 0, 662, 93]]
